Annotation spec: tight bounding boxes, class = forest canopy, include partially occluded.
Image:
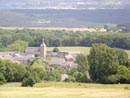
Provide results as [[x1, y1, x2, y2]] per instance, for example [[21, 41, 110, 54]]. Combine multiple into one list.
[[0, 29, 130, 51]]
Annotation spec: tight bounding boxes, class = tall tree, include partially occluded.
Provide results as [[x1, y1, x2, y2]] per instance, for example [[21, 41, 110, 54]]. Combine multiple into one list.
[[77, 54, 89, 75], [88, 44, 119, 83]]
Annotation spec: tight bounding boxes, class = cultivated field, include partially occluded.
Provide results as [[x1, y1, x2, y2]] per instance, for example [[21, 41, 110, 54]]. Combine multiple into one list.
[[0, 27, 106, 32], [47, 46, 130, 56], [0, 82, 130, 98]]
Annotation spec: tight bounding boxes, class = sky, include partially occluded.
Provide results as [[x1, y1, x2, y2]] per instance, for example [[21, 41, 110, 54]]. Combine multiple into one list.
[[0, 0, 129, 9]]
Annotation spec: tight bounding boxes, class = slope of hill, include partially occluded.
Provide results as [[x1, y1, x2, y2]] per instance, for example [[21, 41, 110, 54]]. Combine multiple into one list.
[[0, 9, 130, 27]]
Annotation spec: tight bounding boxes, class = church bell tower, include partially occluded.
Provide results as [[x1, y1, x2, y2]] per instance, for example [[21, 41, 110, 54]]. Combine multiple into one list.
[[40, 38, 46, 58]]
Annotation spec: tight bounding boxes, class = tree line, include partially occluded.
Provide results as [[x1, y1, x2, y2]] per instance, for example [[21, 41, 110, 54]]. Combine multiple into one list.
[[0, 29, 130, 51]]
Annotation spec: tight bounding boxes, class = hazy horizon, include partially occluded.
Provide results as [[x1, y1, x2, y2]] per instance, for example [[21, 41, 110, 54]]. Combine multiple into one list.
[[0, 0, 130, 9]]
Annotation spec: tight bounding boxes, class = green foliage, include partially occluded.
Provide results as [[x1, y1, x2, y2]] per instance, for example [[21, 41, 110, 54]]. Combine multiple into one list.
[[30, 68, 45, 82], [77, 54, 89, 73], [0, 59, 27, 82], [22, 77, 35, 87], [88, 44, 119, 83], [64, 76, 76, 82], [70, 54, 90, 83], [0, 60, 6, 74], [12, 64, 27, 82], [116, 66, 130, 83], [29, 58, 44, 67], [104, 75, 119, 84], [66, 67, 78, 76], [73, 72, 89, 83], [114, 49, 129, 66], [7, 40, 28, 51], [88, 44, 130, 84], [53, 47, 60, 52], [0, 72, 6, 85], [28, 57, 64, 82], [28, 57, 49, 82], [29, 57, 49, 69], [21, 72, 35, 87], [47, 66, 65, 81], [104, 66, 130, 84], [1, 29, 130, 52]]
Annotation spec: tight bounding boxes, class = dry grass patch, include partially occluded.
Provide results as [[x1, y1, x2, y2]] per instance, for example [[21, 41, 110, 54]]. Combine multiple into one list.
[[0, 27, 98, 32], [0, 87, 130, 98], [0, 82, 130, 98]]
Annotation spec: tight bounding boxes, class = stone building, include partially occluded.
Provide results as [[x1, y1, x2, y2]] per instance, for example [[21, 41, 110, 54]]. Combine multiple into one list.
[[24, 38, 47, 58], [0, 38, 80, 69]]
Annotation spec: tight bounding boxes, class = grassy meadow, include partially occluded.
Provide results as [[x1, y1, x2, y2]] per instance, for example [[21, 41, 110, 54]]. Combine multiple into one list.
[[0, 82, 130, 98], [47, 46, 130, 56], [47, 47, 91, 55]]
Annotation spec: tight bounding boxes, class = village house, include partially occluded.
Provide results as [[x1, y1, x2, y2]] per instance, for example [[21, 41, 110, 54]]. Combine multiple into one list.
[[0, 39, 79, 69]]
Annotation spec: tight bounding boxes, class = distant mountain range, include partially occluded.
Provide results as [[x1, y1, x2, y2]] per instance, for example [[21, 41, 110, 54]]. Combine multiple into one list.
[[0, 9, 130, 27], [0, 0, 130, 9], [0, 0, 130, 27]]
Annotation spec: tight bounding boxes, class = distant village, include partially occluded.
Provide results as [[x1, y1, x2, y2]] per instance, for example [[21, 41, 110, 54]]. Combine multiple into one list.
[[0, 39, 80, 69]]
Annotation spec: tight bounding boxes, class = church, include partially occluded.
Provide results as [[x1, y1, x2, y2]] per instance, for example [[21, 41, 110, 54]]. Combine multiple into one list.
[[0, 38, 79, 68], [24, 38, 47, 58], [24, 38, 79, 68]]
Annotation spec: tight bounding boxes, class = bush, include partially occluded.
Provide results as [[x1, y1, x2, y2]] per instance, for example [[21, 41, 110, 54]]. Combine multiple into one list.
[[21, 72, 35, 87], [73, 72, 89, 83], [21, 76, 35, 87], [53, 47, 59, 52], [64, 76, 76, 82], [47, 70, 61, 81]]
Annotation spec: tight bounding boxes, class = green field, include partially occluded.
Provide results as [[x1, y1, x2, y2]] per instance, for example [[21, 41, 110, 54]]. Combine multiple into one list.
[[47, 46, 130, 56], [47, 47, 91, 55], [0, 82, 130, 98]]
